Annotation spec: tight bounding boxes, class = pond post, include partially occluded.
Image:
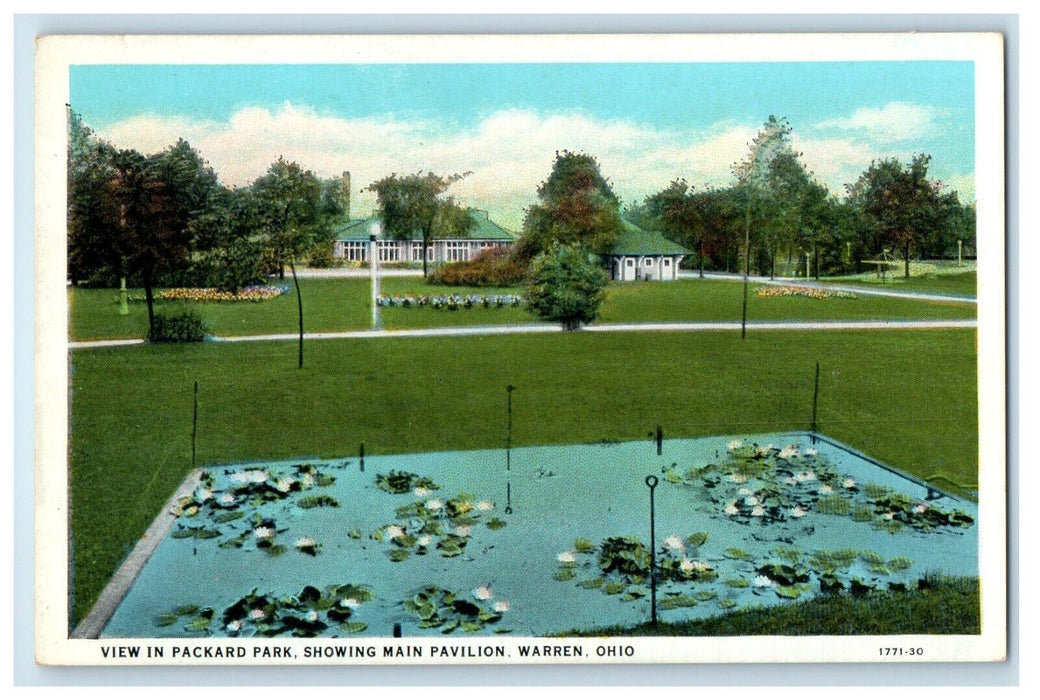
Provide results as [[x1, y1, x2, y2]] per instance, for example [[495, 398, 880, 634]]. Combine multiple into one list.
[[506, 385, 515, 471], [505, 481, 512, 515], [811, 361, 820, 444], [656, 425, 663, 456], [645, 475, 659, 628], [393, 622, 402, 638], [191, 380, 199, 470], [359, 442, 365, 473]]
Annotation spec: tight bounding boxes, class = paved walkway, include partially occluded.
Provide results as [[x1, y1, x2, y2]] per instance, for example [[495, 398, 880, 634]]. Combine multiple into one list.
[[69, 318, 977, 350], [682, 271, 977, 304]]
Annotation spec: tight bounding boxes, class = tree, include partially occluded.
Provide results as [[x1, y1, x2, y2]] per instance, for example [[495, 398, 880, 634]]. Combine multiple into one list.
[[252, 157, 330, 368], [732, 116, 793, 336], [523, 242, 609, 330], [518, 151, 623, 259], [68, 109, 120, 286], [366, 171, 472, 278], [847, 154, 942, 278]]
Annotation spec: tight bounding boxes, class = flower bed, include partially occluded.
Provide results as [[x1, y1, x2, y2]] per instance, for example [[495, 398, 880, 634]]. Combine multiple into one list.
[[119, 284, 290, 304], [376, 294, 523, 310], [755, 285, 857, 299]]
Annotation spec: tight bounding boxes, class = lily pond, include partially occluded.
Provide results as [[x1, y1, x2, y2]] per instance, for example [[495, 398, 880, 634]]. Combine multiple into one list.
[[100, 433, 977, 638]]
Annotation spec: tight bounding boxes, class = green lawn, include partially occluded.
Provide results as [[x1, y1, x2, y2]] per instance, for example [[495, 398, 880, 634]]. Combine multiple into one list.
[[68, 328, 977, 624], [822, 270, 977, 297], [69, 276, 976, 341]]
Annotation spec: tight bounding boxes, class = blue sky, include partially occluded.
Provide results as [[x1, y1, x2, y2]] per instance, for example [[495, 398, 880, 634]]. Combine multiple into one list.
[[71, 61, 975, 229]]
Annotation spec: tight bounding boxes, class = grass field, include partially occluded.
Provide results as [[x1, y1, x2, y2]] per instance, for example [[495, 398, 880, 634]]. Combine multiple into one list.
[[69, 276, 977, 341], [824, 270, 977, 296], [68, 328, 977, 624]]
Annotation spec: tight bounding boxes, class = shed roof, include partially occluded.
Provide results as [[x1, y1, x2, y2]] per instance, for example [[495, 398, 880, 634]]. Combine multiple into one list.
[[609, 220, 690, 256], [333, 209, 516, 242]]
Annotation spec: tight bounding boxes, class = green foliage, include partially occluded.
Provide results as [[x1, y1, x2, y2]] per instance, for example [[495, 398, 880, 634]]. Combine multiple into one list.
[[375, 470, 440, 495], [523, 242, 609, 330], [147, 309, 208, 342], [518, 150, 623, 258]]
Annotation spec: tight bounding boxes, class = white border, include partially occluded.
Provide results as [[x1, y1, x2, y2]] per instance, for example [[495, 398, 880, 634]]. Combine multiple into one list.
[[34, 32, 1007, 666]]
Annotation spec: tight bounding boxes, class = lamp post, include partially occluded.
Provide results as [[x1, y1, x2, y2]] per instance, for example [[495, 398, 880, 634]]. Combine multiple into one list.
[[645, 475, 659, 627], [804, 250, 811, 280], [370, 221, 382, 330]]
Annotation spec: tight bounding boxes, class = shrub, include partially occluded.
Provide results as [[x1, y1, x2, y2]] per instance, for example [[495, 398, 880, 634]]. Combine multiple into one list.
[[428, 247, 528, 287], [148, 309, 208, 343]]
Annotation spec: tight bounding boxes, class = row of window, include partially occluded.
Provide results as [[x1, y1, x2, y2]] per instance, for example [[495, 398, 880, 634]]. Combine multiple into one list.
[[338, 240, 508, 263], [624, 257, 673, 267]]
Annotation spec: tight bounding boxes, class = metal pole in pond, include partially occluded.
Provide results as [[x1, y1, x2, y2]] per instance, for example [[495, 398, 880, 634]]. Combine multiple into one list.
[[811, 361, 820, 444], [656, 425, 663, 456], [191, 381, 198, 470], [506, 385, 515, 471], [360, 443, 365, 473], [645, 475, 659, 628]]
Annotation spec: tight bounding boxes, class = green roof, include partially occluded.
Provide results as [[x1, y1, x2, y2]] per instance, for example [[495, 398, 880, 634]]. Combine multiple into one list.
[[609, 220, 690, 256], [333, 209, 516, 242]]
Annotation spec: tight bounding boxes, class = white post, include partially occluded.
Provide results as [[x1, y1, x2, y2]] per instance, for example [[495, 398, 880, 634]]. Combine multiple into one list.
[[958, 239, 963, 266], [805, 251, 811, 280], [370, 221, 382, 330]]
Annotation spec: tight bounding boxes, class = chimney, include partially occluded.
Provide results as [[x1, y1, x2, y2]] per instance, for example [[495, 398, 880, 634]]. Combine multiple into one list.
[[339, 171, 351, 219]]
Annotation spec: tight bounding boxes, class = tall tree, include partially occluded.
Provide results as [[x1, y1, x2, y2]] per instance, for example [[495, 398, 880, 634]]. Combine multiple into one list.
[[366, 171, 472, 278], [252, 157, 329, 367], [847, 154, 942, 278], [733, 116, 793, 337], [518, 151, 623, 259], [67, 109, 119, 286]]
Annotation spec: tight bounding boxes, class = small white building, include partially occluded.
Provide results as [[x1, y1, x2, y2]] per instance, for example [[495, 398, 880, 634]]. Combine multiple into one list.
[[606, 221, 690, 281], [332, 209, 516, 264]]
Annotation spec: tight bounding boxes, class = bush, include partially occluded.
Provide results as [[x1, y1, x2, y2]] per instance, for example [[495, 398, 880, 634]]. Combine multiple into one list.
[[428, 247, 528, 287], [523, 243, 609, 330], [148, 309, 209, 343]]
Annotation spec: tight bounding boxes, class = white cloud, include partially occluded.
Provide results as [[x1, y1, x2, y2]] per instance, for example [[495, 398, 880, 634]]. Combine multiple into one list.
[[97, 103, 969, 230], [815, 102, 945, 143]]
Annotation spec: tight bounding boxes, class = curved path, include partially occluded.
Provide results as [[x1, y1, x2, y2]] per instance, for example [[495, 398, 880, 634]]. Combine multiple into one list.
[[69, 318, 978, 350], [683, 271, 977, 304]]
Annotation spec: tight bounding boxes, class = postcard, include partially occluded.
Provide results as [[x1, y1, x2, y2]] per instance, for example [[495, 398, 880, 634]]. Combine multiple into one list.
[[35, 32, 1006, 665]]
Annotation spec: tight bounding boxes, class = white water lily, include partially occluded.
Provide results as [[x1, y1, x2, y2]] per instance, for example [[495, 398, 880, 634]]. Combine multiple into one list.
[[412, 486, 431, 497], [663, 534, 685, 551], [454, 525, 473, 537], [790, 506, 808, 518], [417, 535, 432, 547], [196, 487, 213, 501], [778, 445, 799, 459], [913, 503, 930, 514], [728, 473, 748, 484], [805, 447, 819, 457], [340, 598, 360, 609], [385, 525, 406, 540], [476, 500, 494, 511], [819, 484, 834, 494], [727, 439, 743, 450], [305, 610, 319, 622], [751, 505, 766, 517], [494, 600, 510, 613], [184, 505, 199, 516], [843, 478, 857, 489], [226, 619, 242, 632], [295, 537, 316, 548], [754, 575, 775, 588], [743, 495, 760, 507], [249, 608, 266, 621], [473, 585, 493, 601], [425, 498, 444, 511], [302, 473, 316, 488], [756, 444, 775, 456], [557, 551, 576, 564], [738, 487, 753, 496], [883, 512, 895, 521], [253, 527, 274, 540], [275, 477, 295, 493], [219, 493, 237, 506], [679, 558, 697, 574], [724, 501, 740, 516], [793, 470, 817, 483]]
